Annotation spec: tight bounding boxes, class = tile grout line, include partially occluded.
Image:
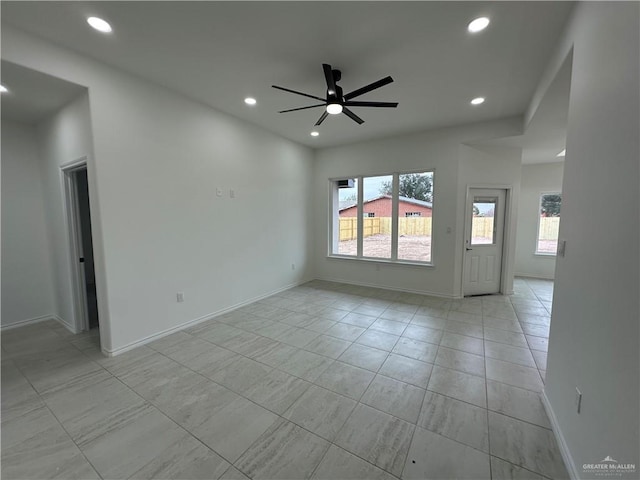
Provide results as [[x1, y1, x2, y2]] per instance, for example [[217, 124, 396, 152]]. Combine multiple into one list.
[[10, 353, 105, 480]]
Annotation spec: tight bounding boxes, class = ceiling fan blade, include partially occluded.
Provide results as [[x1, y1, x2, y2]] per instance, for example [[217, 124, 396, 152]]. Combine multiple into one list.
[[344, 101, 398, 108], [279, 104, 326, 113], [322, 63, 337, 96], [344, 76, 394, 100], [272, 85, 326, 102], [315, 111, 329, 126], [343, 108, 365, 125]]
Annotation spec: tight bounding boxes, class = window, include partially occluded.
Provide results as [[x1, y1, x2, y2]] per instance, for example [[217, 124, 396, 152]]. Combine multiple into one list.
[[536, 193, 562, 254], [471, 197, 497, 245], [334, 178, 359, 256], [331, 171, 434, 263], [362, 175, 393, 259]]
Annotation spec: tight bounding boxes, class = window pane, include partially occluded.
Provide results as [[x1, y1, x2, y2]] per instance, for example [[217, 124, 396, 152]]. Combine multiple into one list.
[[335, 179, 358, 256], [537, 193, 561, 254], [362, 175, 393, 259], [398, 172, 433, 262], [471, 199, 497, 245]]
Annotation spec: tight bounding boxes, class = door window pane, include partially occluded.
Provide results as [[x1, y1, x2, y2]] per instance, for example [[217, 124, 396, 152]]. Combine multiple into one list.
[[397, 172, 433, 262], [362, 175, 393, 259], [471, 198, 496, 245]]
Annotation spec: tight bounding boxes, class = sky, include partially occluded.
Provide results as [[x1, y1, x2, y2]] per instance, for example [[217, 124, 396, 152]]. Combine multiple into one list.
[[338, 175, 392, 201]]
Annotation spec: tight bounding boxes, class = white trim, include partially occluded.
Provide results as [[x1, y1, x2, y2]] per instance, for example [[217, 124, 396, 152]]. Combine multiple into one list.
[[462, 185, 513, 296], [53, 314, 79, 334], [315, 275, 461, 299], [103, 279, 310, 357], [326, 255, 434, 268], [61, 158, 88, 333], [1, 315, 54, 331], [535, 191, 562, 255], [542, 391, 579, 480], [515, 272, 556, 280], [1, 314, 77, 333]]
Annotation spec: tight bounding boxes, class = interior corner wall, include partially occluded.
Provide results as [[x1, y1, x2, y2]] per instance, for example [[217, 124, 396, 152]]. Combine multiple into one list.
[[35, 91, 95, 334], [1, 121, 56, 327], [514, 162, 564, 279], [540, 2, 639, 477], [2, 25, 315, 353], [312, 117, 522, 298]]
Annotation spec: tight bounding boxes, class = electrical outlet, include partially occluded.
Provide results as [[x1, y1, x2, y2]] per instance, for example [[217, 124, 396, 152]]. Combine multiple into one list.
[[575, 387, 582, 413], [291, 263, 295, 270], [216, 188, 222, 197], [177, 292, 185, 303], [230, 189, 235, 198]]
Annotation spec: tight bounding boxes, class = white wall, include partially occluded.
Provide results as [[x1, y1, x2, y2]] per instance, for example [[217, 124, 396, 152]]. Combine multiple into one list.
[[532, 2, 639, 477], [35, 92, 95, 333], [1, 121, 56, 327], [3, 25, 315, 354], [313, 117, 522, 298], [514, 162, 564, 279], [458, 144, 522, 295]]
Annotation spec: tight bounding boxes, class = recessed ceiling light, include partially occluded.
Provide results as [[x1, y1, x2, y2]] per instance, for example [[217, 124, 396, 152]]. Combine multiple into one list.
[[310, 131, 319, 137], [557, 149, 566, 157], [0, 84, 8, 94], [326, 103, 343, 115], [470, 97, 485, 105], [87, 16, 112, 33], [468, 17, 490, 33], [244, 97, 257, 106]]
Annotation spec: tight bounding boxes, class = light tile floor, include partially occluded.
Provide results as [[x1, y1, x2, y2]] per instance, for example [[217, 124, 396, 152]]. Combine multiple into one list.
[[1, 277, 568, 479]]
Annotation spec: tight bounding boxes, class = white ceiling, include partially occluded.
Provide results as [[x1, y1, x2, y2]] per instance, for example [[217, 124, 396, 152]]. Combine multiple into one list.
[[1, 60, 87, 124], [471, 51, 571, 164], [1, 1, 573, 149]]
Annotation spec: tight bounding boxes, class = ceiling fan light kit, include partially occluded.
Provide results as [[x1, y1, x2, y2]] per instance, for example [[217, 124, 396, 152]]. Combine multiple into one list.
[[273, 63, 398, 126]]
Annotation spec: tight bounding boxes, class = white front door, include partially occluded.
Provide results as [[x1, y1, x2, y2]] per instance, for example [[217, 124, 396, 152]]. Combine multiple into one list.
[[463, 188, 506, 296]]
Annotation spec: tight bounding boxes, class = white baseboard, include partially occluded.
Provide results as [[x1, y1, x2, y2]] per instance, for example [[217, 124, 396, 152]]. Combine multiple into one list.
[[315, 275, 461, 299], [53, 315, 78, 334], [1, 314, 80, 334], [104, 279, 310, 357], [542, 390, 579, 480], [515, 273, 556, 280], [1, 314, 55, 331]]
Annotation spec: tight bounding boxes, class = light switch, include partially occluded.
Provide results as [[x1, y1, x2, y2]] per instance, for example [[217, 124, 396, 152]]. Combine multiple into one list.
[[558, 239, 566, 257]]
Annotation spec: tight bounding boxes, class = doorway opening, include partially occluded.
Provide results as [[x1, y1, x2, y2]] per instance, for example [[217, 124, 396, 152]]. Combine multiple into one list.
[[62, 159, 99, 334], [463, 187, 510, 296]]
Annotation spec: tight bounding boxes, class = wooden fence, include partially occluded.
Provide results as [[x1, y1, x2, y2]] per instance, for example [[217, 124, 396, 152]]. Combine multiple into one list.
[[339, 216, 559, 242], [471, 216, 560, 241], [538, 217, 560, 240], [339, 217, 432, 241]]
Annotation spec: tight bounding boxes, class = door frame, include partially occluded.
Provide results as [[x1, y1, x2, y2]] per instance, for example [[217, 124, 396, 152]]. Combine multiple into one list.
[[461, 184, 514, 296], [61, 157, 91, 333]]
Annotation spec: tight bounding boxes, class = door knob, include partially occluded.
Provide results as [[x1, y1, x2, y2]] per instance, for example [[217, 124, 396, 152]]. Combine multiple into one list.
[[79, 257, 85, 263]]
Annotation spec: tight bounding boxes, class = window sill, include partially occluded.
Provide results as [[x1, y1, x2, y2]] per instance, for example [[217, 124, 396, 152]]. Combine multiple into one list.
[[327, 254, 434, 268], [534, 252, 557, 258]]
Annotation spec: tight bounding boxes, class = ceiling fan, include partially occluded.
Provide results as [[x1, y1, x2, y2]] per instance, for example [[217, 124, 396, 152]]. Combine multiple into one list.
[[272, 64, 398, 126]]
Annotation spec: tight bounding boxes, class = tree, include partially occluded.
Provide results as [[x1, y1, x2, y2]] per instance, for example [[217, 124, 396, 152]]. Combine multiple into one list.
[[380, 174, 433, 202], [540, 194, 562, 217], [342, 193, 357, 202], [473, 205, 480, 216]]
